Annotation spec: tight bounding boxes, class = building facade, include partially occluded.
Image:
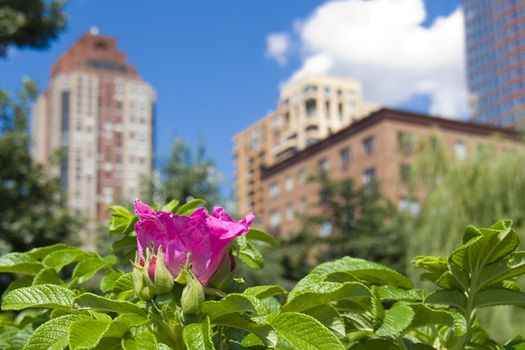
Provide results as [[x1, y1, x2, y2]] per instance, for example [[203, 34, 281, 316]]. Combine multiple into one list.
[[32, 31, 155, 230], [234, 75, 378, 221], [463, 0, 525, 125], [261, 108, 523, 237]]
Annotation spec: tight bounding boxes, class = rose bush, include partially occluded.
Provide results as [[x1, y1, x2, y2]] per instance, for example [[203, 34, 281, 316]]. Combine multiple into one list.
[[0, 198, 525, 349]]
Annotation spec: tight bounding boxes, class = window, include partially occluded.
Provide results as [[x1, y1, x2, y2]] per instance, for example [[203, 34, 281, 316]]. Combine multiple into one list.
[[270, 210, 281, 228], [269, 182, 280, 198], [363, 136, 374, 155], [286, 205, 294, 221], [325, 101, 331, 119], [455, 141, 467, 160], [285, 176, 294, 192], [299, 169, 308, 184], [319, 158, 330, 173], [319, 222, 333, 238], [398, 132, 414, 153], [303, 85, 317, 94], [340, 147, 351, 168], [299, 197, 308, 213], [324, 87, 331, 96], [399, 163, 411, 183], [399, 197, 420, 216], [363, 167, 376, 184], [305, 99, 317, 118]]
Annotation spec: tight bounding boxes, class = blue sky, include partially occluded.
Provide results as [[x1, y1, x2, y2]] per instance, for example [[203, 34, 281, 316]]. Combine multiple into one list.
[[0, 0, 460, 197]]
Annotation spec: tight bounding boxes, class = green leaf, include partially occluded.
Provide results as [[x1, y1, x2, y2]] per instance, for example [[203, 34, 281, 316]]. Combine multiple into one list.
[[290, 257, 412, 300], [202, 294, 256, 321], [242, 285, 286, 300], [425, 290, 467, 313], [111, 235, 137, 257], [26, 244, 72, 260], [161, 199, 180, 212], [409, 304, 462, 334], [348, 339, 399, 350], [303, 304, 346, 339], [68, 318, 111, 350], [373, 285, 423, 302], [237, 236, 264, 270], [283, 281, 370, 312], [246, 228, 278, 246], [43, 248, 86, 271], [109, 205, 138, 236], [0, 252, 43, 275], [2, 284, 75, 311], [105, 314, 149, 338], [22, 314, 87, 350], [214, 313, 277, 347], [113, 272, 134, 292], [100, 272, 123, 292], [75, 293, 145, 315], [72, 254, 112, 284], [175, 199, 206, 215], [477, 252, 525, 291], [121, 329, 158, 350], [271, 312, 344, 350], [376, 304, 415, 337], [183, 318, 215, 350], [33, 267, 64, 286], [473, 288, 525, 309]]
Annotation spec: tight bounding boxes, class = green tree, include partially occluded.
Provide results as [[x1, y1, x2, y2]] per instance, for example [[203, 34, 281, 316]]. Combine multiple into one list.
[[0, 80, 77, 256], [0, 0, 67, 56], [157, 139, 222, 205]]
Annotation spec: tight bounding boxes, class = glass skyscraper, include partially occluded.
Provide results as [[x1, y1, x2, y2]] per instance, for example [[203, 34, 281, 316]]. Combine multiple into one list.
[[463, 0, 525, 126]]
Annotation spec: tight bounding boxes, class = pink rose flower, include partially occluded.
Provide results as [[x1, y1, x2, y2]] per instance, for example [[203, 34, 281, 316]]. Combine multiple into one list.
[[134, 199, 255, 285]]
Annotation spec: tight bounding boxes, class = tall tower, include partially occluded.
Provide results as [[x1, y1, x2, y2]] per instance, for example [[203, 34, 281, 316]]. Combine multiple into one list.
[[32, 30, 155, 232], [463, 0, 525, 126]]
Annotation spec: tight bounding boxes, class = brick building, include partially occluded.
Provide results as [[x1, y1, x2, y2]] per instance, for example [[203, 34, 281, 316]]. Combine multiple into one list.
[[261, 108, 523, 236]]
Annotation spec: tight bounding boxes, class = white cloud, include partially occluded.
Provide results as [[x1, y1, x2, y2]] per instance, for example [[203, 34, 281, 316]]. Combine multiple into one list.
[[266, 32, 291, 65], [272, 0, 467, 118]]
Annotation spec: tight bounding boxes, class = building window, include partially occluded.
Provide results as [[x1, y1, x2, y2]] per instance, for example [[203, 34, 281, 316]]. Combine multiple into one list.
[[319, 222, 333, 238], [325, 101, 331, 119], [399, 163, 411, 183], [319, 158, 330, 173], [305, 99, 317, 118], [399, 197, 420, 216], [286, 205, 294, 221], [398, 132, 414, 154], [455, 141, 467, 160], [299, 197, 308, 213], [285, 176, 295, 192], [324, 87, 331, 96], [270, 210, 281, 228], [340, 147, 351, 168], [363, 167, 376, 184], [269, 182, 280, 198], [303, 85, 317, 94], [299, 169, 308, 184], [363, 136, 374, 155]]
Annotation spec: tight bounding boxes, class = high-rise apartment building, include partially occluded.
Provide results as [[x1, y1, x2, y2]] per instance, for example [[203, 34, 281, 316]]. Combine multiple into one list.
[[234, 75, 378, 220], [463, 0, 525, 126], [32, 30, 155, 230]]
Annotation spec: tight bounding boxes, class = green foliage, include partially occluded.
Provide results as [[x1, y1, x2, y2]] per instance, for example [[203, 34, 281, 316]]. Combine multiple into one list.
[[2, 198, 525, 349], [0, 0, 67, 56]]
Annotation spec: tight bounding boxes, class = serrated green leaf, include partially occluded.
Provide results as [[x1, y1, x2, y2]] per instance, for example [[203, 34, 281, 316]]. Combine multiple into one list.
[[113, 272, 134, 292], [33, 267, 64, 286], [68, 318, 111, 350], [246, 228, 278, 246], [26, 244, 72, 260], [2, 284, 75, 311], [72, 254, 112, 284], [304, 304, 346, 339], [175, 199, 206, 215], [75, 293, 145, 315], [121, 329, 157, 350], [183, 318, 215, 350], [376, 304, 414, 337], [202, 294, 257, 321], [271, 312, 344, 350], [100, 272, 123, 292], [425, 290, 467, 313], [373, 285, 423, 302], [242, 285, 286, 299], [412, 256, 448, 284], [43, 248, 86, 271], [477, 252, 525, 291], [22, 314, 87, 350], [284, 281, 370, 312], [104, 314, 149, 338], [0, 253, 43, 275], [214, 313, 277, 347], [348, 339, 399, 349], [290, 257, 412, 301], [109, 205, 138, 236], [409, 304, 460, 334], [473, 288, 525, 309], [237, 236, 264, 270], [161, 199, 180, 212]]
